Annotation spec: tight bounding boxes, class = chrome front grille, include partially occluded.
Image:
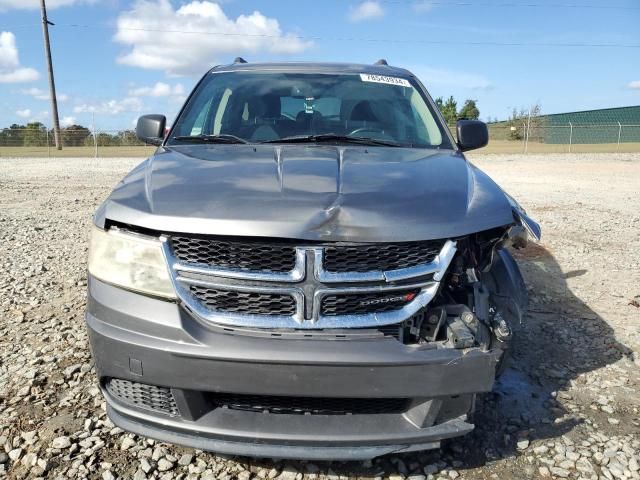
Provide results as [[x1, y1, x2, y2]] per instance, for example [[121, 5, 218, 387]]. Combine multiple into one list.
[[189, 285, 297, 316], [163, 235, 457, 330], [324, 241, 442, 273], [170, 236, 297, 273]]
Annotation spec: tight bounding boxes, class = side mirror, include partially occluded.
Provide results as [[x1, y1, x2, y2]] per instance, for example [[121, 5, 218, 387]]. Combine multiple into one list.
[[136, 114, 166, 146], [456, 120, 488, 152]]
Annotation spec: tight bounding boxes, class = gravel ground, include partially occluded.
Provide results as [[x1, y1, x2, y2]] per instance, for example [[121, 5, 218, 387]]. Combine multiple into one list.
[[1, 153, 639, 480]]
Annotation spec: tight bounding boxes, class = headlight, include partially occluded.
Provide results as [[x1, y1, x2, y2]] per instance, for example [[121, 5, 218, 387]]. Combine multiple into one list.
[[88, 227, 176, 299]]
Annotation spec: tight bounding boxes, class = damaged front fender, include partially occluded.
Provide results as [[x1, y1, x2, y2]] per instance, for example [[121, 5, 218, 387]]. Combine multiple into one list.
[[514, 209, 541, 242], [482, 248, 528, 326], [504, 191, 542, 242]]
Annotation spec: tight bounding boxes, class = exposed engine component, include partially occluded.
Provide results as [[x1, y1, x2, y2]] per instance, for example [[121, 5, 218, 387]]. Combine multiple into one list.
[[445, 311, 476, 349], [392, 227, 525, 364]]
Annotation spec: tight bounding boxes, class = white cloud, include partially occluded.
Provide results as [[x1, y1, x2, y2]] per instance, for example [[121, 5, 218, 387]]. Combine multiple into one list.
[[21, 87, 47, 99], [27, 110, 49, 123], [349, 1, 384, 22], [19, 110, 50, 123], [410, 66, 493, 91], [60, 116, 76, 127], [0, 32, 39, 83], [628, 81, 640, 90], [0, 0, 94, 10], [412, 1, 434, 13], [21, 87, 69, 102], [73, 97, 144, 115], [114, 0, 312, 75], [128, 82, 185, 97]]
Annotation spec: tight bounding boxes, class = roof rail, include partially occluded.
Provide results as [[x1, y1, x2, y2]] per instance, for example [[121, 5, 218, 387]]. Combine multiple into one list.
[[374, 59, 388, 65], [234, 57, 248, 64]]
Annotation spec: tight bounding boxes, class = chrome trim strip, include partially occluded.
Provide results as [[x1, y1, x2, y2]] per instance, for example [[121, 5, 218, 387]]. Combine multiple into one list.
[[172, 247, 306, 282], [315, 240, 457, 283], [182, 280, 436, 330], [431, 240, 457, 282]]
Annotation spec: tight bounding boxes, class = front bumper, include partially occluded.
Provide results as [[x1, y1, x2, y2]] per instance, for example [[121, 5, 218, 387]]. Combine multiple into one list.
[[86, 276, 501, 460]]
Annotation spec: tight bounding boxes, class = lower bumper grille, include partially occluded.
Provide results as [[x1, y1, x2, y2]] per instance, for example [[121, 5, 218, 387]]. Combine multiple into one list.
[[210, 392, 410, 415], [105, 379, 409, 417], [189, 285, 297, 316], [105, 378, 179, 417], [377, 323, 403, 340]]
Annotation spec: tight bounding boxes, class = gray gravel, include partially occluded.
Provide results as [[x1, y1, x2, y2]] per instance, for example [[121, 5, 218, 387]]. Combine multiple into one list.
[[1, 153, 639, 479]]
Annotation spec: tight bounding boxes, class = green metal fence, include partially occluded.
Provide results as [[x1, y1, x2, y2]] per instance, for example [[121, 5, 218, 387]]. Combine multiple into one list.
[[0, 128, 156, 158], [2, 124, 640, 158]]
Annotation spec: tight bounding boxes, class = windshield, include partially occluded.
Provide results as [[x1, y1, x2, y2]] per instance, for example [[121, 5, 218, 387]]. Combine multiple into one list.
[[168, 71, 452, 149]]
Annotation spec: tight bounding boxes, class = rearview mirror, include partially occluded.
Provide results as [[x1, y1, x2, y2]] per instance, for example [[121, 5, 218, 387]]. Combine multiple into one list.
[[456, 120, 488, 152], [136, 114, 166, 146]]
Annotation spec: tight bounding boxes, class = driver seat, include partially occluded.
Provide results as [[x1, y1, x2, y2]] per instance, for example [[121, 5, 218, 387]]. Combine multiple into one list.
[[350, 100, 379, 122]]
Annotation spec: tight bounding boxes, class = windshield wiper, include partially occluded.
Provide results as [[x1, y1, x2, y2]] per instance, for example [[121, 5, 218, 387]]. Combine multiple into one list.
[[261, 133, 407, 147], [172, 134, 249, 144]]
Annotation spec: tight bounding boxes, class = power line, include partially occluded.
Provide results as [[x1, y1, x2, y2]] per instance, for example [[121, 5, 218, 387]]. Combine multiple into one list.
[[58, 23, 640, 48], [374, 0, 640, 9], [4, 22, 638, 48]]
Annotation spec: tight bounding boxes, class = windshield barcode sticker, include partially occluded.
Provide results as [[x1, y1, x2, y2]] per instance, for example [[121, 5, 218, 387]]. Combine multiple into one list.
[[360, 73, 411, 87]]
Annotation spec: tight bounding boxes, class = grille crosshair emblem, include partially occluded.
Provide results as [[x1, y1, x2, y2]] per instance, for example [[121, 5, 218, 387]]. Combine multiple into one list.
[[302, 249, 326, 320]]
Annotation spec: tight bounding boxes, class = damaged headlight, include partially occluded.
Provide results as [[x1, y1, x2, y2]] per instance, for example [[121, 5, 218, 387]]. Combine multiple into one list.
[[504, 192, 542, 241], [88, 227, 176, 299]]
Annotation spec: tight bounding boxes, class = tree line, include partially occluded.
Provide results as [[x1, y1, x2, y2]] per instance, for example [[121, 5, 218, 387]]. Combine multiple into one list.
[[432, 98, 544, 142], [434, 97, 480, 124], [0, 122, 145, 147], [2, 100, 538, 147], [505, 103, 543, 140]]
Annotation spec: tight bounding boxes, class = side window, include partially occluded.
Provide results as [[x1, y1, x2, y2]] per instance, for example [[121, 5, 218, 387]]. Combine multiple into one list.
[[174, 89, 214, 137], [212, 88, 233, 135], [190, 107, 207, 136], [409, 102, 429, 143], [175, 82, 226, 137], [409, 90, 442, 146]]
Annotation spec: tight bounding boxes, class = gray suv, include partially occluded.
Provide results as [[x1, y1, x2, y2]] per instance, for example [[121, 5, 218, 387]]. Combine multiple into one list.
[[85, 60, 540, 460]]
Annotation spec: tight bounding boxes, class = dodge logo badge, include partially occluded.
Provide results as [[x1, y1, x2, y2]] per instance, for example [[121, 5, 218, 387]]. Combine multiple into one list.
[[359, 292, 416, 307]]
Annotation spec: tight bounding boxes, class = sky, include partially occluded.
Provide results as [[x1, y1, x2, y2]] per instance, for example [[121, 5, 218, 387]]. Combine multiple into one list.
[[0, 0, 639, 130]]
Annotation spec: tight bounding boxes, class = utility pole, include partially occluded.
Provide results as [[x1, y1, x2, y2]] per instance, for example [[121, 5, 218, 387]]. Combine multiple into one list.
[[40, 0, 62, 150]]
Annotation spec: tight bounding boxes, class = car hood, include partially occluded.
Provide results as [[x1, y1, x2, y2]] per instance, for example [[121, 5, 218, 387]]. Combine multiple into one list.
[[96, 144, 515, 242]]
